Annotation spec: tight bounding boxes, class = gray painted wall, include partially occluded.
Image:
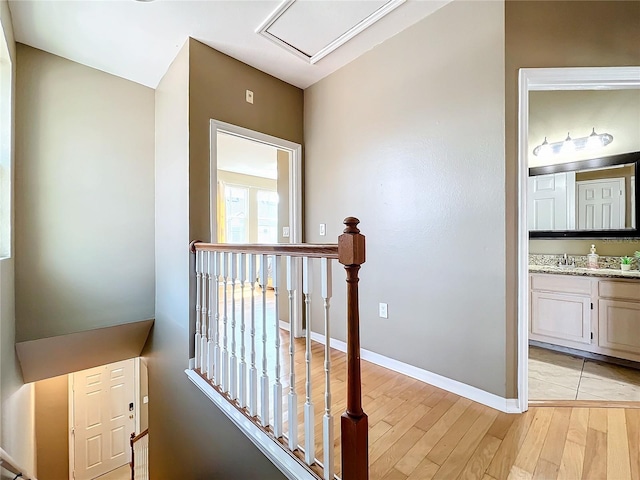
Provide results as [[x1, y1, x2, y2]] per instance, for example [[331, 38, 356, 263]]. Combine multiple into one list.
[[150, 38, 291, 478], [14, 44, 155, 342], [304, 1, 507, 396], [0, 1, 36, 474]]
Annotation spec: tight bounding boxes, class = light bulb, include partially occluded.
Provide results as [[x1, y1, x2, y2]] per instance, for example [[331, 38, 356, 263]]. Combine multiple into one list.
[[586, 128, 603, 150], [538, 137, 552, 157], [561, 133, 575, 155]]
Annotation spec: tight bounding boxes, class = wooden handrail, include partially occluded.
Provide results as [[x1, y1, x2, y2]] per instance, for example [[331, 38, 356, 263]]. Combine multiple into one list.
[[130, 429, 149, 480], [188, 216, 368, 480], [190, 242, 339, 259], [0, 447, 38, 480], [338, 217, 368, 480], [130, 429, 148, 445]]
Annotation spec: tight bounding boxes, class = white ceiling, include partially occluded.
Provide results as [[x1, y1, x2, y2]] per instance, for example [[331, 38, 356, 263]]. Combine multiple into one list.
[[217, 132, 278, 180], [8, 0, 450, 89]]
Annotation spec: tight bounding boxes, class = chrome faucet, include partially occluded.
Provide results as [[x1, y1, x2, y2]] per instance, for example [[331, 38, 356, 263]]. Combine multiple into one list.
[[559, 253, 575, 267]]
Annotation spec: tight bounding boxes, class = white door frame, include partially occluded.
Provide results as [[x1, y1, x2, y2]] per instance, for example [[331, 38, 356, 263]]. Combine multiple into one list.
[[517, 66, 640, 412], [209, 119, 304, 336], [68, 358, 138, 480]]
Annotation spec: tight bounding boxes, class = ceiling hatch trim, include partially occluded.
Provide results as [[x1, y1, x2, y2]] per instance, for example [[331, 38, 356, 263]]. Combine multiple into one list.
[[256, 0, 406, 65]]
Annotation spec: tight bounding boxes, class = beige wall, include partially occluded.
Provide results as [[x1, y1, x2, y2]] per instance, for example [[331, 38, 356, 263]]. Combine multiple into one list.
[[188, 39, 303, 243], [305, 2, 507, 396], [35, 375, 68, 480], [0, 1, 36, 475], [505, 0, 640, 395], [14, 44, 155, 342], [150, 37, 300, 478]]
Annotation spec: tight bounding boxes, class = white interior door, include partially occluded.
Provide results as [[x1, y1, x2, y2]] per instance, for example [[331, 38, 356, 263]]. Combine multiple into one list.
[[72, 359, 135, 480], [577, 178, 625, 230], [528, 172, 576, 230]]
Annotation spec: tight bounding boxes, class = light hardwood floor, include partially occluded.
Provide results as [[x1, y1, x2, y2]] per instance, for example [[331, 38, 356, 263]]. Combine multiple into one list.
[[204, 287, 639, 479]]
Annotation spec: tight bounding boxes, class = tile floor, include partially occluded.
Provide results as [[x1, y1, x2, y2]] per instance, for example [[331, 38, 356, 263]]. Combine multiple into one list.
[[529, 346, 640, 401], [95, 464, 130, 480]]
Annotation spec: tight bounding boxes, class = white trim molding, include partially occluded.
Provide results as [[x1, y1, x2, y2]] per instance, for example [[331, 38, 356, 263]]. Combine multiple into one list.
[[209, 119, 304, 337], [256, 0, 406, 65], [185, 369, 316, 480], [309, 333, 520, 414], [517, 66, 640, 413]]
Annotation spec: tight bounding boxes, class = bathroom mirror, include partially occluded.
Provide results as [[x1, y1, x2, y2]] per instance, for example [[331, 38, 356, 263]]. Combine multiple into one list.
[[522, 70, 640, 238], [528, 151, 640, 235]]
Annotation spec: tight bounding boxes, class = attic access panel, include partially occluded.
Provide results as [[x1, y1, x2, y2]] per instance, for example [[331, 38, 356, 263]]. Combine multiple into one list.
[[257, 0, 405, 64]]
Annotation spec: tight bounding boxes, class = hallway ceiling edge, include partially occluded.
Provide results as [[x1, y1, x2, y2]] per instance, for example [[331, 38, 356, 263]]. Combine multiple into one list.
[[8, 0, 451, 89]]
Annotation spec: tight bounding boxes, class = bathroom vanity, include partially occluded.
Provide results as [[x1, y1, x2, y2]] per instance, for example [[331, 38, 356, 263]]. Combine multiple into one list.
[[530, 267, 640, 363]]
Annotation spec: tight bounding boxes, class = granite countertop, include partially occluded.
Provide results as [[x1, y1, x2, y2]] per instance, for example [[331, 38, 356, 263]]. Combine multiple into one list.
[[529, 264, 640, 279]]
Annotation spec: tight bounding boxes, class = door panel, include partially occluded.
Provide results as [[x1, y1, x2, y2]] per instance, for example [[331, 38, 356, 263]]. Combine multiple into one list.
[[577, 178, 625, 230], [73, 359, 135, 480], [528, 172, 576, 230]]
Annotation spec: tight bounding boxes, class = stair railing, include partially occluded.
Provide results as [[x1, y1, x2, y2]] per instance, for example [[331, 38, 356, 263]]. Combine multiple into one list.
[[0, 448, 37, 480], [129, 429, 149, 480], [190, 217, 368, 480]]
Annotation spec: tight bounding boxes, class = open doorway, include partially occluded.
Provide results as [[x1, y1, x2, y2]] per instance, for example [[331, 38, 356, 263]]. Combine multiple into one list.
[[517, 67, 640, 409], [210, 120, 303, 336]]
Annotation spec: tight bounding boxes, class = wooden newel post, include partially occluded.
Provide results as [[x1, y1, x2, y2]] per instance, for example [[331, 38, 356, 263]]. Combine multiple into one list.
[[339, 217, 368, 480]]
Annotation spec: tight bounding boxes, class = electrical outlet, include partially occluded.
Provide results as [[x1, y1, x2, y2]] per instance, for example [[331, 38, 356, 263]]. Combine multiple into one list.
[[379, 303, 388, 319], [282, 226, 290, 238], [246, 90, 254, 104], [319, 223, 326, 236]]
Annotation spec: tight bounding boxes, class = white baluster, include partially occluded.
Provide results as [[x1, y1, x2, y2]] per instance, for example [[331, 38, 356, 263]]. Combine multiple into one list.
[[207, 251, 215, 381], [239, 253, 247, 408], [248, 253, 258, 416], [201, 250, 209, 374], [230, 252, 238, 400], [287, 256, 298, 451], [221, 252, 229, 392], [303, 256, 315, 465], [213, 252, 222, 386], [195, 250, 202, 370], [260, 254, 270, 427], [272, 255, 283, 438], [321, 257, 333, 480]]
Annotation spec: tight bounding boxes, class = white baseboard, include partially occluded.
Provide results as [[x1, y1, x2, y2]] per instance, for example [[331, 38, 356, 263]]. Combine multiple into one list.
[[279, 320, 290, 332], [309, 333, 521, 414], [185, 368, 317, 480]]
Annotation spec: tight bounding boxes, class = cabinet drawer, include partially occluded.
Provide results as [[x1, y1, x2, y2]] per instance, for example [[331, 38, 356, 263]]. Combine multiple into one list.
[[599, 280, 640, 301], [531, 274, 592, 295]]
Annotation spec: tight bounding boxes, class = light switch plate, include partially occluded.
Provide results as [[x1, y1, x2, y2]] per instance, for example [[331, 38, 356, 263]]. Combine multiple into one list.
[[283, 226, 290, 238], [379, 303, 388, 319], [319, 223, 326, 236], [246, 90, 254, 104]]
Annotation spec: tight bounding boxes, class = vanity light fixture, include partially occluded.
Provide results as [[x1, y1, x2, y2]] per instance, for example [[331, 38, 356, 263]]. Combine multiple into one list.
[[533, 128, 613, 157]]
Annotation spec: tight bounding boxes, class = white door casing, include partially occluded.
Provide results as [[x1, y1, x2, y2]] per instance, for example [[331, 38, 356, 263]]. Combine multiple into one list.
[[210, 119, 304, 337], [577, 178, 625, 230], [528, 172, 576, 230], [71, 359, 135, 480], [518, 66, 640, 412]]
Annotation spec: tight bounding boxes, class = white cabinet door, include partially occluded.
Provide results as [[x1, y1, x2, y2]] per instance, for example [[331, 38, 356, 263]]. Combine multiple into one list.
[[528, 172, 576, 230], [531, 291, 591, 344], [577, 178, 625, 230], [599, 299, 640, 355]]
